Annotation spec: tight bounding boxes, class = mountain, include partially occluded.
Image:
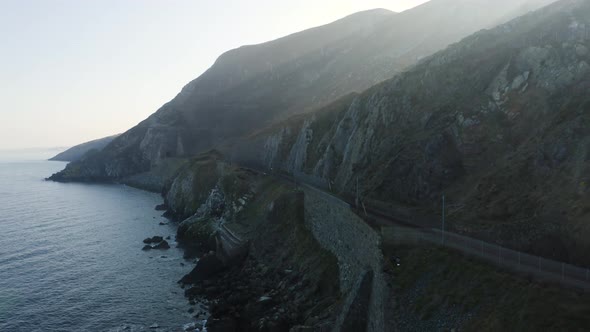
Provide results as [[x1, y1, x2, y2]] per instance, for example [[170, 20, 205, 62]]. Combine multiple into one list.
[[231, 0, 590, 263], [50, 0, 555, 182], [49, 135, 119, 162]]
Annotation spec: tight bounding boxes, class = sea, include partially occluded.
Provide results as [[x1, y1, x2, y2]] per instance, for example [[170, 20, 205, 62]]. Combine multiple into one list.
[[0, 150, 200, 332]]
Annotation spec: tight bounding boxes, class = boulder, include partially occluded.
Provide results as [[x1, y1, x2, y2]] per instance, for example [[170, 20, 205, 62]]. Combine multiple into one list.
[[142, 245, 152, 251], [180, 254, 225, 284], [153, 240, 170, 250], [155, 203, 168, 211], [183, 322, 196, 331], [206, 317, 238, 332], [143, 236, 164, 244]]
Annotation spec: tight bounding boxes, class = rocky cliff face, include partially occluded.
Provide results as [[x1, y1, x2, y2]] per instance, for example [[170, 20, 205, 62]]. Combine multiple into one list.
[[232, 0, 590, 263], [49, 0, 588, 261], [165, 153, 223, 220], [50, 0, 554, 183], [173, 162, 390, 331]]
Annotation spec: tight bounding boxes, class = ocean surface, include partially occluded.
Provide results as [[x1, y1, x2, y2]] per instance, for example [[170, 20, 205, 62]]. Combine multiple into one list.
[[0, 153, 199, 332]]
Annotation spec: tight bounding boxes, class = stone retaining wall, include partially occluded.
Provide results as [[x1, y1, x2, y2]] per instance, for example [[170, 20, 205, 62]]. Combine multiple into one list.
[[303, 188, 386, 332]]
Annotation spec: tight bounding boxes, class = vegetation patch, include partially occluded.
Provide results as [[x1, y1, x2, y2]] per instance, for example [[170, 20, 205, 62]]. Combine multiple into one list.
[[383, 244, 590, 331]]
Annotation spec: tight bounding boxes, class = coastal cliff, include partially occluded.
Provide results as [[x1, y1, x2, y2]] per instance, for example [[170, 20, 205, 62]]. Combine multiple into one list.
[[49, 135, 120, 162], [38, 0, 590, 330], [48, 0, 590, 296], [228, 0, 590, 264], [153, 156, 386, 331], [48, 0, 553, 184]]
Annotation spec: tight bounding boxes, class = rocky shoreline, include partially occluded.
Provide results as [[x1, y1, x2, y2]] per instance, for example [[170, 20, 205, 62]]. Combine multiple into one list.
[[173, 190, 342, 332], [120, 155, 388, 332], [182, 255, 338, 331], [57, 153, 384, 331]]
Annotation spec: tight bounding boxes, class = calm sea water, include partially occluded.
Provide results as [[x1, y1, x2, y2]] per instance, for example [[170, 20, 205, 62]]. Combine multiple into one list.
[[0, 155, 197, 332]]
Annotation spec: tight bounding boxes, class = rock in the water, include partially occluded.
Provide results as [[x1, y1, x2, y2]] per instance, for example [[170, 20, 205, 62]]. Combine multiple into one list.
[[149, 323, 159, 329], [183, 322, 198, 331], [159, 222, 167, 225], [143, 236, 164, 244], [153, 240, 170, 250], [155, 203, 168, 211], [142, 245, 152, 251]]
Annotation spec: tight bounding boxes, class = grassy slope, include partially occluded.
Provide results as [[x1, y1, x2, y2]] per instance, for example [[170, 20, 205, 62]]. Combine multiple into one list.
[[384, 244, 590, 331]]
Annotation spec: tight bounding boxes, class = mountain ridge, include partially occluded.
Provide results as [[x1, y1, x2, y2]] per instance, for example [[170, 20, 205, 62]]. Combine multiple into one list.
[[49, 0, 556, 184], [228, 0, 590, 263], [51, 0, 590, 263], [49, 134, 120, 162]]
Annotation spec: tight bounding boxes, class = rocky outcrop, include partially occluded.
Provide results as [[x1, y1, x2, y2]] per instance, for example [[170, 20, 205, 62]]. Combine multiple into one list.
[[143, 236, 164, 244], [164, 152, 224, 219], [154, 204, 168, 211], [48, 126, 152, 182], [153, 240, 171, 250], [142, 238, 170, 250], [182, 191, 342, 332], [172, 158, 390, 331], [180, 253, 225, 284], [175, 184, 227, 249], [175, 163, 254, 254]]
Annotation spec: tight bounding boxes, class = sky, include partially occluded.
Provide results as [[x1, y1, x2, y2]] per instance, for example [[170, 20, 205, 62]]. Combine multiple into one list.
[[0, 0, 429, 150]]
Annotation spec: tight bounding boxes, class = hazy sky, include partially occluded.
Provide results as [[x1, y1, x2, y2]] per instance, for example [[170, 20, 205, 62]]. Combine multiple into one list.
[[0, 0, 429, 150]]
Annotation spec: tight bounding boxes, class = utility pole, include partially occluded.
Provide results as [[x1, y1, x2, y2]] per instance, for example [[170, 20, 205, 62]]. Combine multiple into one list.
[[441, 194, 446, 245]]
